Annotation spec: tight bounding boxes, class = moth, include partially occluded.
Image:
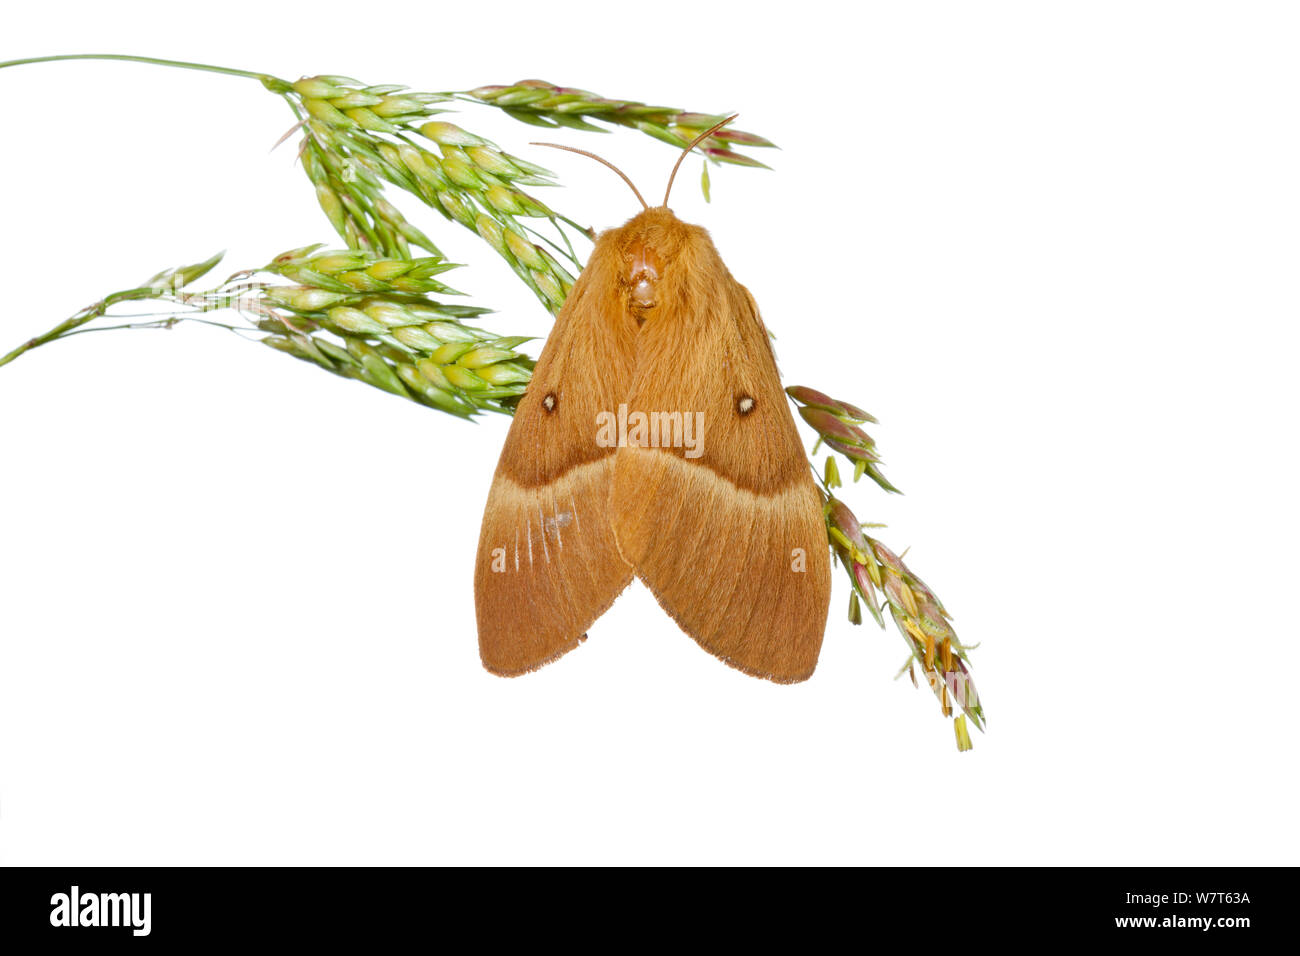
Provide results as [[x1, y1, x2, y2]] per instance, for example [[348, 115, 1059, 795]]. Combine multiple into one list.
[[474, 120, 831, 683]]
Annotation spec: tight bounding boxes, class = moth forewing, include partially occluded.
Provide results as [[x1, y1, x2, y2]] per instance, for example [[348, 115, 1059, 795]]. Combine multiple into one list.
[[609, 211, 831, 682], [473, 235, 636, 676]]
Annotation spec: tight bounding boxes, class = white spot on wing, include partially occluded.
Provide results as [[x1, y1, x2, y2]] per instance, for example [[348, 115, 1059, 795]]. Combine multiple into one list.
[[545, 510, 573, 549]]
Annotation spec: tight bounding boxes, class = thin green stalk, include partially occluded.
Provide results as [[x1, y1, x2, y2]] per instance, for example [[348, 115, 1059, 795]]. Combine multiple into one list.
[[0, 286, 167, 368], [1, 252, 226, 368], [59, 316, 257, 339], [0, 53, 284, 87]]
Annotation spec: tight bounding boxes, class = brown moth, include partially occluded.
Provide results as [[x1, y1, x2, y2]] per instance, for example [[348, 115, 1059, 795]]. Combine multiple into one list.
[[474, 121, 831, 683]]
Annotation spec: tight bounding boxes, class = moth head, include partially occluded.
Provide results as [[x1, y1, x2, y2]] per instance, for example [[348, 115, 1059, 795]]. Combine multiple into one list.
[[614, 208, 697, 316], [626, 236, 662, 309]]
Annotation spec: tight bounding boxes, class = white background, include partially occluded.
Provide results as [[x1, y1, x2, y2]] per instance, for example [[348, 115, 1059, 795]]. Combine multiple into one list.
[[1, 2, 1296, 865]]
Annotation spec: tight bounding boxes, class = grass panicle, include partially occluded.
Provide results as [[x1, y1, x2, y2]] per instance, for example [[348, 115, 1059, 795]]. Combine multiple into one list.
[[286, 75, 582, 313], [462, 80, 776, 169], [823, 489, 985, 749], [787, 385, 899, 494], [0, 54, 980, 750], [243, 246, 534, 417]]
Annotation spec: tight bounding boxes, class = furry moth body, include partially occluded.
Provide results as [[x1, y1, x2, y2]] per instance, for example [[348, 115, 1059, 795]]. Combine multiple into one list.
[[474, 198, 832, 682]]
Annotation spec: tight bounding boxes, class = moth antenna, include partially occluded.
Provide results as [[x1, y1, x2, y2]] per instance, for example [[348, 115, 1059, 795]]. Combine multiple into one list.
[[662, 114, 738, 208], [530, 142, 649, 211]]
